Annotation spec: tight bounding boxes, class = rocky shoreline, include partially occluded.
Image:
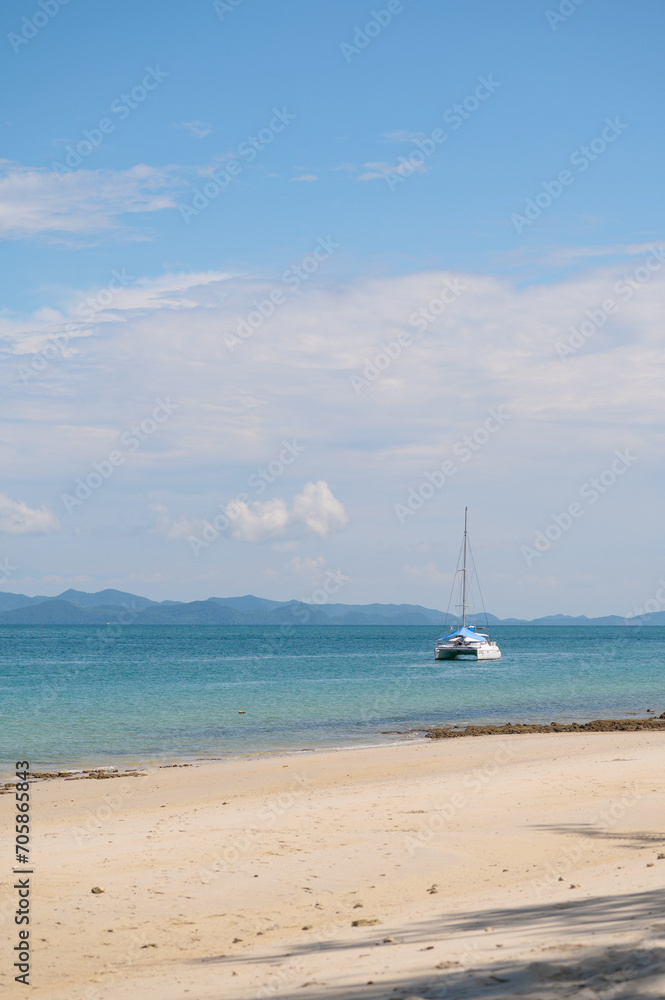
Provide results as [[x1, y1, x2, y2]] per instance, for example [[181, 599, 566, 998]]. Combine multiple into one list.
[[426, 716, 665, 738]]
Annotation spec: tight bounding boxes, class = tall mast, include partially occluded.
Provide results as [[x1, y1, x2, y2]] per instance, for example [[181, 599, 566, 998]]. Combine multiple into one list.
[[461, 506, 468, 627]]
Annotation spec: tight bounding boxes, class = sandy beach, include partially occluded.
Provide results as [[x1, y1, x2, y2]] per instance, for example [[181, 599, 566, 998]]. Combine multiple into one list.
[[3, 732, 665, 999]]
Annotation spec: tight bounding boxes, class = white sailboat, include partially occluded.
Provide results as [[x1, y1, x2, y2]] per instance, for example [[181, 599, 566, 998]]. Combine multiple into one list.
[[434, 508, 501, 661]]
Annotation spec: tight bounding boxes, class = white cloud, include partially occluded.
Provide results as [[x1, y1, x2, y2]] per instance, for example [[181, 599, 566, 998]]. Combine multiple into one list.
[[0, 495, 60, 534], [150, 485, 348, 547], [229, 482, 348, 542], [381, 131, 427, 143], [0, 161, 180, 242], [287, 555, 326, 574], [291, 480, 349, 536], [290, 173, 319, 182], [150, 503, 200, 540], [0, 270, 232, 370], [3, 251, 665, 615], [4, 255, 665, 485], [357, 159, 427, 181], [230, 497, 290, 542], [173, 121, 213, 139], [66, 269, 232, 316]]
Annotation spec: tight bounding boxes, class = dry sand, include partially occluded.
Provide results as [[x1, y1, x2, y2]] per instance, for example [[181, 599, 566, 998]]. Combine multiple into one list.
[[2, 732, 665, 999]]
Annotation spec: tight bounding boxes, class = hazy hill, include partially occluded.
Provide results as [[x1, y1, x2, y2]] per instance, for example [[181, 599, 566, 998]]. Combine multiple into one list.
[[207, 595, 285, 611], [0, 589, 662, 626], [56, 588, 179, 609], [0, 600, 122, 625], [138, 601, 251, 625], [0, 591, 48, 612]]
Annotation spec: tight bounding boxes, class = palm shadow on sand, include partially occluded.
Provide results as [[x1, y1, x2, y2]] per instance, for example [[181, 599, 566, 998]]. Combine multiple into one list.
[[212, 887, 665, 999]]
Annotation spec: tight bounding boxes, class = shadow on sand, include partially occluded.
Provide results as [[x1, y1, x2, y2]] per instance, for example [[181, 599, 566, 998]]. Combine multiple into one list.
[[211, 887, 665, 999], [530, 822, 665, 848]]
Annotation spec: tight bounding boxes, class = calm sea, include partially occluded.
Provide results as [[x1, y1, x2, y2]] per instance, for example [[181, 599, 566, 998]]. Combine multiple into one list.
[[0, 625, 663, 770]]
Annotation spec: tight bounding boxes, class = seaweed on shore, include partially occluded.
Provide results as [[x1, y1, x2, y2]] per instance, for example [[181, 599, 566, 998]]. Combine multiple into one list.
[[0, 768, 146, 792], [426, 716, 665, 738]]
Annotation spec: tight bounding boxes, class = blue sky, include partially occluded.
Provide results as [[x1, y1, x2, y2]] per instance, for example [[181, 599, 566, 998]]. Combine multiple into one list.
[[1, 0, 664, 616]]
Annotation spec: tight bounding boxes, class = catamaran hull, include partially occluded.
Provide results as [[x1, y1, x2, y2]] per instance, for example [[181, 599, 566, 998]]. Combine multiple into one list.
[[435, 643, 501, 661]]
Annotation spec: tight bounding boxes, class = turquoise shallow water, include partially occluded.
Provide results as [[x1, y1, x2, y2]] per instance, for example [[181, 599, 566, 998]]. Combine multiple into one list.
[[0, 625, 664, 769]]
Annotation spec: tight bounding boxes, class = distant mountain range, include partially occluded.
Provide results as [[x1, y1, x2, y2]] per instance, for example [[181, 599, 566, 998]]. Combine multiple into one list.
[[0, 589, 661, 626]]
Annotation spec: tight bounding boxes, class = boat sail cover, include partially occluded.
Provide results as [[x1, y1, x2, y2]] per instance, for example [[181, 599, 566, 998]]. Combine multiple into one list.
[[438, 626, 489, 643]]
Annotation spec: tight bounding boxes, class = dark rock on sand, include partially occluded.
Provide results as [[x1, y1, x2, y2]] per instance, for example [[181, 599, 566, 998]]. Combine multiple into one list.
[[426, 718, 665, 738]]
